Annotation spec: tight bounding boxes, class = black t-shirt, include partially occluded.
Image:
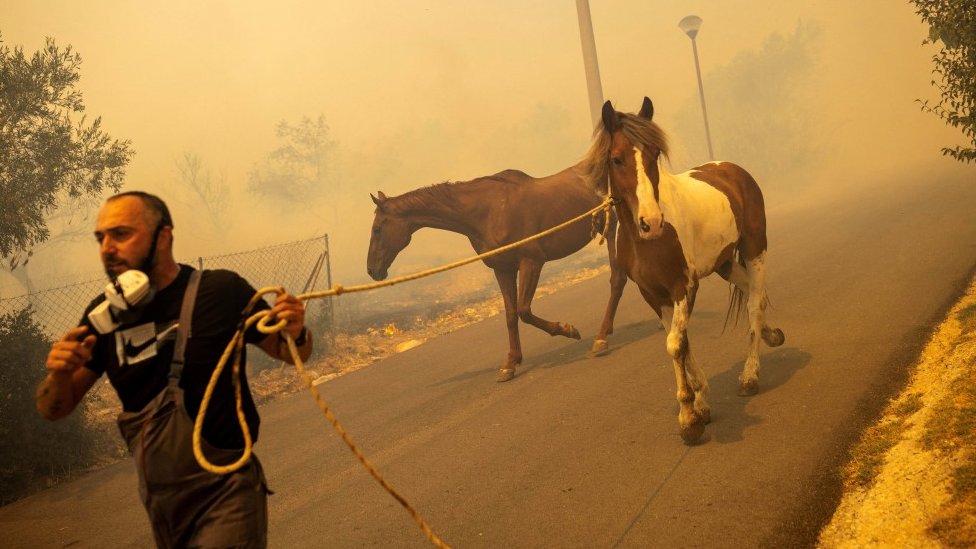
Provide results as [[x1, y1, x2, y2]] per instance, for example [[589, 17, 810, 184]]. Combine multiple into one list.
[[81, 264, 271, 449]]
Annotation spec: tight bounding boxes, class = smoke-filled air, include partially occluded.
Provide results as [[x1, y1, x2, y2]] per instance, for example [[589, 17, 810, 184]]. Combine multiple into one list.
[[0, 0, 967, 293]]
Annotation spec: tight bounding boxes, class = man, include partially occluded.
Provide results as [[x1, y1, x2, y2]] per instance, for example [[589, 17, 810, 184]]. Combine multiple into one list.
[[36, 191, 313, 548]]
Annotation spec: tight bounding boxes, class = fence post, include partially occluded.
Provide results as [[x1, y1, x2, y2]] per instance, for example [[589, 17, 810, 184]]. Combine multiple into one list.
[[323, 233, 336, 347]]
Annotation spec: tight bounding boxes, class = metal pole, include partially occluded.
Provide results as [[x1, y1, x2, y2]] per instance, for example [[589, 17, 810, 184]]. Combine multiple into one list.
[[576, 0, 604, 129], [690, 37, 715, 160]]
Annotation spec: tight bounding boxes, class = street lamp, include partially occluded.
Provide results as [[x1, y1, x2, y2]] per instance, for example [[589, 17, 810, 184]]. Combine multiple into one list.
[[576, 0, 604, 129], [679, 15, 715, 161]]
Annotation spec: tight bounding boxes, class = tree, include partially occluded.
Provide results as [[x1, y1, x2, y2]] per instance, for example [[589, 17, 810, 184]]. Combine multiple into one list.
[[0, 33, 133, 260], [247, 115, 337, 213], [175, 151, 230, 237], [911, 0, 976, 163]]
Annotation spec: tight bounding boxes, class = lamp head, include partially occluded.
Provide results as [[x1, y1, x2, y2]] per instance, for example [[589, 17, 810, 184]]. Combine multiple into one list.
[[679, 15, 703, 40]]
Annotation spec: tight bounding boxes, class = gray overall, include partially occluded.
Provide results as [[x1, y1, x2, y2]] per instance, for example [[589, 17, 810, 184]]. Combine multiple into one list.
[[116, 270, 270, 548]]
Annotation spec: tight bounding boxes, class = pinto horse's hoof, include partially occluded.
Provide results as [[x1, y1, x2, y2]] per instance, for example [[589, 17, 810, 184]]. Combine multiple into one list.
[[762, 327, 785, 347], [590, 339, 609, 357], [680, 414, 707, 443], [496, 368, 516, 383], [698, 407, 712, 425], [738, 379, 759, 396]]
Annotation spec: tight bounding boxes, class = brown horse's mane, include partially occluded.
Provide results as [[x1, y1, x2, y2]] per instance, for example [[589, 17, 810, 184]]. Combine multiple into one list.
[[580, 111, 671, 195], [385, 172, 527, 214]]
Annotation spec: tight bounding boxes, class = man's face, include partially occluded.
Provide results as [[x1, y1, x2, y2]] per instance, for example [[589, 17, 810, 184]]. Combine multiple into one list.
[[94, 196, 155, 278]]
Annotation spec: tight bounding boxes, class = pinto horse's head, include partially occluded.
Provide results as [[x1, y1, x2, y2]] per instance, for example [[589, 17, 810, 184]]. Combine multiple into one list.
[[367, 191, 412, 281], [591, 97, 670, 240]]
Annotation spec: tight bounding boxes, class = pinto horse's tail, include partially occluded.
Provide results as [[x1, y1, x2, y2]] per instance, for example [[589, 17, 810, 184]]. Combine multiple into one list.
[[722, 250, 748, 334], [722, 248, 774, 335]]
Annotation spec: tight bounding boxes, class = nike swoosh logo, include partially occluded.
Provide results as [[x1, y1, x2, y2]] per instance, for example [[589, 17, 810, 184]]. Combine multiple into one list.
[[123, 337, 156, 358]]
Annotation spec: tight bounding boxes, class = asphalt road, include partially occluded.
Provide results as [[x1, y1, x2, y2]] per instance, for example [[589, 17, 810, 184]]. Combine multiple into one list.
[[3, 161, 975, 548]]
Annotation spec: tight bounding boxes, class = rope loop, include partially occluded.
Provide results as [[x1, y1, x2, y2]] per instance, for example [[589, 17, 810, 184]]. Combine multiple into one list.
[[256, 312, 288, 334]]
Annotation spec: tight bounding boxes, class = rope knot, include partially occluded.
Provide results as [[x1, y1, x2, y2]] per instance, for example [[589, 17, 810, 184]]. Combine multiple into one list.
[[591, 198, 614, 245]]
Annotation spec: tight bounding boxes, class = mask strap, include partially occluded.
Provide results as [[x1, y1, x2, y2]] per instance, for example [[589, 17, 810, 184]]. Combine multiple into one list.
[[139, 223, 165, 274]]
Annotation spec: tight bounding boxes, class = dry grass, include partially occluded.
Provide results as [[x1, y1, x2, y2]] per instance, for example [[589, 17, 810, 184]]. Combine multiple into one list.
[[842, 392, 923, 490], [818, 275, 976, 548], [919, 314, 976, 549]]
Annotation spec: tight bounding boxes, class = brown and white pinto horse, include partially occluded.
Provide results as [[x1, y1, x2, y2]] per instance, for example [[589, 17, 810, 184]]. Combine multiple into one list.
[[581, 97, 785, 442], [367, 164, 627, 382]]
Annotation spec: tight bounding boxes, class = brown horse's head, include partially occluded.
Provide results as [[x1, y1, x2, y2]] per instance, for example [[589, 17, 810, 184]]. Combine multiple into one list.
[[367, 191, 413, 280], [583, 97, 670, 240]]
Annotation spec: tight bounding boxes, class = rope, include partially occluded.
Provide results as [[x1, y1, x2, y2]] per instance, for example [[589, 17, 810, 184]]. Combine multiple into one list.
[[192, 196, 614, 547]]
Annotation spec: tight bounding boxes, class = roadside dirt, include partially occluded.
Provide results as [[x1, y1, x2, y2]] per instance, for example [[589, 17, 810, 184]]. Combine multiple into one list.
[[817, 273, 976, 547]]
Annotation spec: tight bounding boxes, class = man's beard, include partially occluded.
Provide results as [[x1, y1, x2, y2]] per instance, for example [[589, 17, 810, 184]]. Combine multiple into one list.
[[103, 251, 152, 280], [102, 255, 131, 279]]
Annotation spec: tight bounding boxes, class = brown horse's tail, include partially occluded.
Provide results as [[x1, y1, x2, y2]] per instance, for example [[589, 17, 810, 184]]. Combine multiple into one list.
[[722, 250, 747, 334]]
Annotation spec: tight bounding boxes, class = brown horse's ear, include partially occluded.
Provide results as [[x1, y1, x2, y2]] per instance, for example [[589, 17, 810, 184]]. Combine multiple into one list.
[[601, 100, 618, 132], [371, 191, 388, 205], [371, 192, 387, 211], [638, 97, 654, 120]]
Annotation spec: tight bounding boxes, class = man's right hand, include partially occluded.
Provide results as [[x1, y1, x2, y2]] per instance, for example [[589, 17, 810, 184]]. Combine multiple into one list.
[[37, 326, 99, 420], [46, 326, 96, 376]]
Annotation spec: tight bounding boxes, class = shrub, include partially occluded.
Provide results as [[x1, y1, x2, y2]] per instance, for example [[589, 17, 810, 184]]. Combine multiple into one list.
[[0, 306, 105, 504]]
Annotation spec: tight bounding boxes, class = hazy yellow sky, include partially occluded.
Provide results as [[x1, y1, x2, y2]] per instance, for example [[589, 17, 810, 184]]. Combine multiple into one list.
[[1, 0, 967, 288]]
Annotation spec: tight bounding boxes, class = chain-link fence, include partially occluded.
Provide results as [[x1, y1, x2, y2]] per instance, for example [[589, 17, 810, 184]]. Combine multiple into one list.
[[0, 234, 334, 343]]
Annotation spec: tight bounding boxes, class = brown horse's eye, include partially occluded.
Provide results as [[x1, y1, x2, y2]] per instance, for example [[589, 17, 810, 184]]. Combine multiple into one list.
[[372, 226, 381, 235]]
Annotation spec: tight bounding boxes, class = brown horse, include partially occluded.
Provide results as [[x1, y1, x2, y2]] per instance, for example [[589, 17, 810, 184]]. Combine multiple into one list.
[[581, 97, 785, 442], [367, 164, 627, 382]]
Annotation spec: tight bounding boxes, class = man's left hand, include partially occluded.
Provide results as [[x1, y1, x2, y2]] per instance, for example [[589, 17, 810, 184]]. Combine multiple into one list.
[[269, 293, 306, 340]]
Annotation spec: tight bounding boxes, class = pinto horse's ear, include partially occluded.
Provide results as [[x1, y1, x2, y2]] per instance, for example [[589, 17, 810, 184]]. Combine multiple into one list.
[[601, 100, 619, 132], [638, 97, 654, 120]]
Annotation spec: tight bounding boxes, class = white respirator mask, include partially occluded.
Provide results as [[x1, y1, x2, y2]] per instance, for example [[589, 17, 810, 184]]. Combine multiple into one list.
[[87, 269, 156, 334]]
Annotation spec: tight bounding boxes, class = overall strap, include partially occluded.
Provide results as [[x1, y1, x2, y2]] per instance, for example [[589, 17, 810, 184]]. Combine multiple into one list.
[[169, 269, 203, 379]]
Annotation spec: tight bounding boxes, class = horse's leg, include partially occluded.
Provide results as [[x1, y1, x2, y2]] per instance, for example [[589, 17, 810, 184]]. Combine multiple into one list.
[[592, 219, 627, 356], [659, 298, 711, 427], [738, 250, 785, 395], [493, 268, 522, 382], [516, 258, 581, 340], [640, 287, 707, 442], [666, 296, 707, 442], [721, 258, 785, 349]]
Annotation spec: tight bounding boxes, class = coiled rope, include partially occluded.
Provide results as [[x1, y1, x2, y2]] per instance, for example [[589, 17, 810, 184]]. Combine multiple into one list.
[[193, 196, 614, 548]]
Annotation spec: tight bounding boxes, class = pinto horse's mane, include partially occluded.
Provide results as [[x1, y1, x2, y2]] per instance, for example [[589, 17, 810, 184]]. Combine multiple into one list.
[[580, 111, 671, 195]]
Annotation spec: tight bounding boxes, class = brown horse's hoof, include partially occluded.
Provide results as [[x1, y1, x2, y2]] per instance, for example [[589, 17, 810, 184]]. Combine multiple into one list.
[[590, 339, 609, 357], [680, 414, 707, 443], [762, 327, 785, 347], [563, 324, 581, 340], [738, 379, 759, 396], [496, 368, 515, 382]]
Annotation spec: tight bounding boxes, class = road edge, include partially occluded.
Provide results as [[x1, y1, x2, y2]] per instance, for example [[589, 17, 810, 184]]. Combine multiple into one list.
[[815, 270, 976, 547]]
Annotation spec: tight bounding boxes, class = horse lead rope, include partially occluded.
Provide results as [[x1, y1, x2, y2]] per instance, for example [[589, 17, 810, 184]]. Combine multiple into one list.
[[193, 196, 614, 548]]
